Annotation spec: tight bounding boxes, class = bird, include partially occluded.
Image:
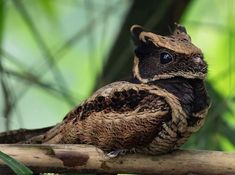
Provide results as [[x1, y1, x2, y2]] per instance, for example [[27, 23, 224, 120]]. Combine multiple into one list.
[[0, 24, 210, 157]]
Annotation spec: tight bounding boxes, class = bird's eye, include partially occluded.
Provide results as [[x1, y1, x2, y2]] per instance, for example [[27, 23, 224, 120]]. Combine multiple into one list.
[[160, 51, 173, 64]]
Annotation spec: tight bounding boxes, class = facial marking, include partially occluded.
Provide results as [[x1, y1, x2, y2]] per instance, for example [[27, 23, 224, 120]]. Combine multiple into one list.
[[131, 24, 207, 82]]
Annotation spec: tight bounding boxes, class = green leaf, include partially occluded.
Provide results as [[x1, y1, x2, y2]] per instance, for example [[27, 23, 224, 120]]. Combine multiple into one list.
[[0, 151, 33, 175]]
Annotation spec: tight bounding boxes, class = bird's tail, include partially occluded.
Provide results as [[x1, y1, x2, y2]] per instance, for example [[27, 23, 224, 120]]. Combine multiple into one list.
[[0, 126, 54, 144]]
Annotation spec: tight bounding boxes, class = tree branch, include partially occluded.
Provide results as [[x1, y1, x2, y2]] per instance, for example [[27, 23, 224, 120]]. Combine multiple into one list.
[[0, 144, 235, 175]]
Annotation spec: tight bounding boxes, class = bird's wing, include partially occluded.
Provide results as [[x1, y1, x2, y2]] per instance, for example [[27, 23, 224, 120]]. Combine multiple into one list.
[[59, 81, 175, 150], [31, 81, 184, 151]]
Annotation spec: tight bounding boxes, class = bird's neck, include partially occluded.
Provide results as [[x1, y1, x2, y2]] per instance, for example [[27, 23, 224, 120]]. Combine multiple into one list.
[[150, 77, 209, 114], [187, 78, 210, 112]]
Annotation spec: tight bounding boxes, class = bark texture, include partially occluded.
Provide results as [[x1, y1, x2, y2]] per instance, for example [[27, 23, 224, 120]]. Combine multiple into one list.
[[0, 144, 235, 175]]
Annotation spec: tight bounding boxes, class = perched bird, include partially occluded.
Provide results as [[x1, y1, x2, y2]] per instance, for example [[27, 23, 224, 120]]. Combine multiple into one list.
[[0, 24, 210, 156]]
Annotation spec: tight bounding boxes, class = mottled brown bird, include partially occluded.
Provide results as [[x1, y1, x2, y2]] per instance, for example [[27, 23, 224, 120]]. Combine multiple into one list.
[[0, 24, 210, 156]]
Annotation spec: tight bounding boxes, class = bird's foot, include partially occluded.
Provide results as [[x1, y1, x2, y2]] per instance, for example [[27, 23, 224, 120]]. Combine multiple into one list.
[[106, 148, 136, 158], [106, 149, 128, 158]]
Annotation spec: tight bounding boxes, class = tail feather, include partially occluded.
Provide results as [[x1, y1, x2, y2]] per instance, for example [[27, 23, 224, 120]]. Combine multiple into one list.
[[24, 123, 65, 144], [0, 126, 54, 143]]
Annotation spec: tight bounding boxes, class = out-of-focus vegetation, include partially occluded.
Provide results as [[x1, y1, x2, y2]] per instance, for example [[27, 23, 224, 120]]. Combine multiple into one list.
[[0, 0, 234, 153], [0, 0, 131, 130], [182, 0, 235, 151]]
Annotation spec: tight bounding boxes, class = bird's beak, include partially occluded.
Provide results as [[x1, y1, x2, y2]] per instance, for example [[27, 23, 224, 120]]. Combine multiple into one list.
[[193, 56, 204, 65]]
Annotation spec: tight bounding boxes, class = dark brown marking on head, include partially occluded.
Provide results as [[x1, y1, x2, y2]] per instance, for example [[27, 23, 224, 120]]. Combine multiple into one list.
[[55, 151, 89, 167]]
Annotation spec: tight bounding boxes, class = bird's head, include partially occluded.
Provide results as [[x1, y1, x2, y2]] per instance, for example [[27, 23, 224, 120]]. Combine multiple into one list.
[[130, 24, 207, 83]]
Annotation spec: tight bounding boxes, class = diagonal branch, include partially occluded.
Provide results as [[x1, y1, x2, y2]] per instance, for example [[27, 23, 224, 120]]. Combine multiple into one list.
[[0, 63, 12, 130], [12, 0, 76, 106], [3, 68, 77, 105], [4, 1, 121, 111], [0, 0, 14, 130]]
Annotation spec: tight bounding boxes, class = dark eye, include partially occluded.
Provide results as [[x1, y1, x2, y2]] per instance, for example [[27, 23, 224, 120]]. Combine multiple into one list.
[[160, 51, 173, 64]]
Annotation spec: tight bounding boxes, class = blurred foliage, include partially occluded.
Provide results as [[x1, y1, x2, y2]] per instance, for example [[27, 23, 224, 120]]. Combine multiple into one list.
[[182, 0, 235, 151], [0, 0, 131, 130], [0, 0, 234, 156]]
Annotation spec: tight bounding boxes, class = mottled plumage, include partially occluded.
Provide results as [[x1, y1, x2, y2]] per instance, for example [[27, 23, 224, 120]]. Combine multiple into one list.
[[0, 24, 210, 155]]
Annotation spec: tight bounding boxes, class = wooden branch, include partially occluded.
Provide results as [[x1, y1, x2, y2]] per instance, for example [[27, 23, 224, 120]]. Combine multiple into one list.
[[0, 144, 235, 175]]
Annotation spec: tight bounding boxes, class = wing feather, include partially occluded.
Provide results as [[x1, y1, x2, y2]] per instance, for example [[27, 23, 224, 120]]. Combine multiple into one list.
[[57, 81, 171, 150]]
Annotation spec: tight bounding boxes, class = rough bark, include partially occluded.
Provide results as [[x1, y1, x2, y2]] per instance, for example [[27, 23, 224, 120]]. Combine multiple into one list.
[[0, 144, 234, 175]]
